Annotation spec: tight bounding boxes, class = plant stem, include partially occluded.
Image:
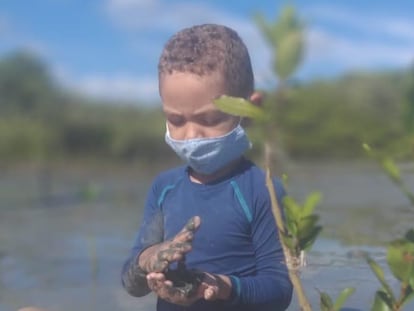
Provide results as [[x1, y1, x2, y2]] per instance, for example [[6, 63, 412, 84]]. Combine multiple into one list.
[[264, 143, 312, 311]]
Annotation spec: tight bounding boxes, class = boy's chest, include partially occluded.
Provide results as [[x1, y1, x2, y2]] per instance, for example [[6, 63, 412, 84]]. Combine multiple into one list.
[[161, 187, 253, 256]]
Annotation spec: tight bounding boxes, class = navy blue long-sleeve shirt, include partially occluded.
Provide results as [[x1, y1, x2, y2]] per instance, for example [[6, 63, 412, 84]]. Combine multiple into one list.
[[122, 158, 292, 311]]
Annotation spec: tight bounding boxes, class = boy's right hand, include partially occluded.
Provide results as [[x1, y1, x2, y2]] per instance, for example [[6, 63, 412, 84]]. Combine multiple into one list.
[[138, 216, 201, 273]]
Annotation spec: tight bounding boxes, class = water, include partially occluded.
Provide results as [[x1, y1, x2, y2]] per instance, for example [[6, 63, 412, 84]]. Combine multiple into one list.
[[1, 161, 413, 311]]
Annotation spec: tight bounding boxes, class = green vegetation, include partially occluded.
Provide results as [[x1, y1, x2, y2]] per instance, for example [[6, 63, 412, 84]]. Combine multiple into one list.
[[0, 51, 170, 165], [1, 42, 413, 167], [216, 7, 339, 311], [362, 145, 414, 310], [279, 71, 413, 159], [2, 4, 413, 311], [216, 6, 414, 311]]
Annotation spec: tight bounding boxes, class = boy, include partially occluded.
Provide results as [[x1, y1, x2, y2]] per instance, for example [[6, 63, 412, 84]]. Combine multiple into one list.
[[121, 24, 292, 311]]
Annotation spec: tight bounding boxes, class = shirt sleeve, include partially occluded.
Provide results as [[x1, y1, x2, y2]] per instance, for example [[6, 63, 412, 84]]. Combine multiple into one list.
[[121, 179, 164, 297], [230, 178, 293, 310]]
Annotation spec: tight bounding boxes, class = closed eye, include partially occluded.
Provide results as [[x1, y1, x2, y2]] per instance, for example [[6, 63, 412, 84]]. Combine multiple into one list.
[[197, 112, 228, 127], [166, 114, 185, 127]]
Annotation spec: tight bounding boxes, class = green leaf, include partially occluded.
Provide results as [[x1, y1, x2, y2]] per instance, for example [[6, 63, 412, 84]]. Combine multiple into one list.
[[299, 225, 322, 251], [213, 95, 267, 121], [283, 202, 297, 225], [283, 196, 302, 219], [362, 143, 372, 153], [362, 143, 380, 164], [320, 291, 334, 311], [274, 5, 303, 42], [254, 6, 303, 47], [386, 238, 414, 283], [366, 256, 396, 303], [371, 291, 392, 311], [274, 30, 303, 80], [285, 218, 298, 236], [381, 157, 400, 183], [333, 287, 355, 311], [281, 175, 290, 194], [253, 13, 277, 46], [377, 291, 394, 309], [302, 192, 322, 217], [281, 232, 295, 252], [297, 214, 319, 239]]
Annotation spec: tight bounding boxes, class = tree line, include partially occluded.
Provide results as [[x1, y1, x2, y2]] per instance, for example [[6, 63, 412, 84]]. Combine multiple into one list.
[[0, 51, 413, 165]]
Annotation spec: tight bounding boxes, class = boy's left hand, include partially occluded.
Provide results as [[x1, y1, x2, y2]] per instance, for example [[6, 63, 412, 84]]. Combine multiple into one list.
[[147, 271, 231, 306]]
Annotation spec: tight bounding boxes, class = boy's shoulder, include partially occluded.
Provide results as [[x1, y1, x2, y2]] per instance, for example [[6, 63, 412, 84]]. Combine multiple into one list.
[[151, 165, 187, 189], [238, 159, 283, 183], [237, 159, 286, 198]]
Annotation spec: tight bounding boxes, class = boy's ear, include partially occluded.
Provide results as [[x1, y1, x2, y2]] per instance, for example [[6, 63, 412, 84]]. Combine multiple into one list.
[[249, 91, 263, 107], [241, 91, 264, 128]]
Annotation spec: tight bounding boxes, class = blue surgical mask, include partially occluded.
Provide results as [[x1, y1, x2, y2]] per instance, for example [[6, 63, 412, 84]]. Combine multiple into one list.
[[165, 123, 251, 175]]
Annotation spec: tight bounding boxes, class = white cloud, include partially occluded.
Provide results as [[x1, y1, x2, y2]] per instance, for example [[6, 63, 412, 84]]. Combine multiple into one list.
[[299, 5, 414, 78], [76, 75, 159, 103], [55, 68, 160, 104], [305, 5, 414, 42], [105, 1, 414, 84], [104, 0, 273, 93], [2, 2, 414, 103], [63, 1, 412, 102], [382, 20, 414, 41], [306, 27, 414, 67], [105, 0, 275, 90]]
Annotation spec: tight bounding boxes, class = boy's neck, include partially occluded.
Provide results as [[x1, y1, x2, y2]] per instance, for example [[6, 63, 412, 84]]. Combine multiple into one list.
[[188, 157, 244, 184]]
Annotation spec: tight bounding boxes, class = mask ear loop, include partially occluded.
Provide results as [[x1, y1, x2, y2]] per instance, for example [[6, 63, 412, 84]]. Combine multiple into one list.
[[165, 122, 179, 141], [237, 117, 253, 149], [165, 122, 171, 136]]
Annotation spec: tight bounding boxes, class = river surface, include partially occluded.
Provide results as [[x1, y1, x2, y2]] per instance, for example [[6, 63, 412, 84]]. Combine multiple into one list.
[[1, 161, 414, 311]]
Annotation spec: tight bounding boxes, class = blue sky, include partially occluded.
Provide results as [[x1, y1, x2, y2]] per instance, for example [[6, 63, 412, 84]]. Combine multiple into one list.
[[0, 0, 413, 105]]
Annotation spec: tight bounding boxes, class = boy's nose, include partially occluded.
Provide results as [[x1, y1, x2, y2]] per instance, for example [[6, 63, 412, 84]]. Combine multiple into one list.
[[183, 124, 204, 140]]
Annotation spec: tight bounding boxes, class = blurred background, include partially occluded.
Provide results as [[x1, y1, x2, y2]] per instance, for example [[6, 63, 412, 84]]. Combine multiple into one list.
[[1, 0, 414, 310]]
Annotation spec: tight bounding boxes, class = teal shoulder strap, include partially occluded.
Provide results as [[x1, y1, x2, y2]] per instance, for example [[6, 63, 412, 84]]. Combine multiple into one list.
[[230, 180, 253, 223]]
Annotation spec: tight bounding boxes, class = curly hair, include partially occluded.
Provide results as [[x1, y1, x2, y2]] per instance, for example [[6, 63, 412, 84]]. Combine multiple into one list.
[[158, 24, 254, 98]]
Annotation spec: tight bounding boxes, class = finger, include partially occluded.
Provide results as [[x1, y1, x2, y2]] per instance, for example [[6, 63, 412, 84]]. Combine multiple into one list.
[[164, 282, 183, 297], [151, 280, 189, 303], [147, 272, 166, 281], [147, 274, 172, 296], [164, 279, 173, 287], [183, 216, 201, 232], [174, 216, 201, 242], [147, 278, 163, 292], [151, 258, 169, 272], [204, 286, 218, 301], [157, 244, 192, 263], [169, 242, 192, 253]]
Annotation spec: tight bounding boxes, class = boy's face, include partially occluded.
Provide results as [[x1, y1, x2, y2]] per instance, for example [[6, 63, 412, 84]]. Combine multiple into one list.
[[160, 71, 239, 140]]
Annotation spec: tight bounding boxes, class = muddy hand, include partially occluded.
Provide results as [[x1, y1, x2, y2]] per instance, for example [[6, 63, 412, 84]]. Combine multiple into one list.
[[197, 272, 231, 301], [139, 216, 201, 273], [164, 260, 204, 297], [147, 272, 200, 306], [147, 271, 230, 306]]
